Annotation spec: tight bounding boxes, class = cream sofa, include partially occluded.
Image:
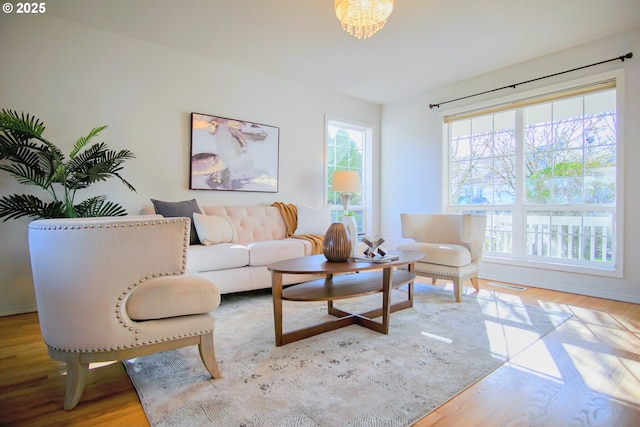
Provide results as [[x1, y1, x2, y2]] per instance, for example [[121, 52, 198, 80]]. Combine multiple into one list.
[[142, 204, 322, 293]]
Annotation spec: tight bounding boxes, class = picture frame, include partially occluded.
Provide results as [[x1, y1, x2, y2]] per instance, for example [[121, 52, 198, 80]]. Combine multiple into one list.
[[190, 112, 280, 192]]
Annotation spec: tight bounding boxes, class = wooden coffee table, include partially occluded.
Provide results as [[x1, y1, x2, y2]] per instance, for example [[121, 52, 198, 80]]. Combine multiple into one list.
[[268, 250, 424, 346]]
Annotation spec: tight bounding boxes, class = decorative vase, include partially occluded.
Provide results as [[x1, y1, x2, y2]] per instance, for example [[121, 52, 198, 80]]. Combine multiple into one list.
[[323, 222, 352, 262]]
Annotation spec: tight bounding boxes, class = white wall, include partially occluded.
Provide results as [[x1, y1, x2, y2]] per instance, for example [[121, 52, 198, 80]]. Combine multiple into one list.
[[381, 28, 640, 303], [0, 14, 381, 315]]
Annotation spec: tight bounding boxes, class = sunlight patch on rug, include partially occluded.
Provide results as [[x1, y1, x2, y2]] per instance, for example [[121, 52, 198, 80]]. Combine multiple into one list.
[[125, 284, 570, 426]]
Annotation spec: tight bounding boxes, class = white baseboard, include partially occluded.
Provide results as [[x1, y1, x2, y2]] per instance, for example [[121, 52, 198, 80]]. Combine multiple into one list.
[[0, 304, 37, 317], [480, 272, 640, 304]]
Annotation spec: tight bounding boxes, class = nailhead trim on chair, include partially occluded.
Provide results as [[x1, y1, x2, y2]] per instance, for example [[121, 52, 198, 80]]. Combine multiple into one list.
[[417, 269, 456, 276], [46, 327, 216, 353], [400, 265, 457, 277], [33, 218, 216, 353]]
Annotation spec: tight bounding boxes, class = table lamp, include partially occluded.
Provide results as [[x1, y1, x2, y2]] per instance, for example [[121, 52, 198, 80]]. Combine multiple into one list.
[[331, 170, 361, 257], [331, 171, 361, 212]]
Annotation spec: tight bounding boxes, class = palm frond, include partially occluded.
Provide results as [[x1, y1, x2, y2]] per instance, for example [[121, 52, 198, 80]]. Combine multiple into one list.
[[0, 142, 46, 168], [74, 196, 127, 217], [0, 127, 53, 157], [0, 115, 64, 187], [0, 109, 47, 144], [0, 129, 35, 151], [0, 163, 50, 188], [112, 172, 137, 193], [66, 144, 136, 191], [69, 125, 107, 159], [0, 194, 65, 221]]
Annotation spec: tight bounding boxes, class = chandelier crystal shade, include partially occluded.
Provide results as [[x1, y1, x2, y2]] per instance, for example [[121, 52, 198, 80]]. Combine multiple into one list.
[[334, 0, 394, 39]]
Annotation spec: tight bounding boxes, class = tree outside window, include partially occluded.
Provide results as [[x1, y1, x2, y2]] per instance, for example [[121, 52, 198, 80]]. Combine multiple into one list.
[[447, 85, 618, 270], [326, 119, 366, 234]]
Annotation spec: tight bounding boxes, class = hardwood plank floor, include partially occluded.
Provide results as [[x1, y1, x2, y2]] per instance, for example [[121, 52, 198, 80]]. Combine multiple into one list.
[[1, 279, 639, 426], [414, 280, 640, 427]]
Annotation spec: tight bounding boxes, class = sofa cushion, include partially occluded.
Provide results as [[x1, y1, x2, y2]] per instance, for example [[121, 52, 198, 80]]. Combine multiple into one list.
[[187, 243, 249, 271], [283, 237, 314, 256], [193, 213, 237, 245], [126, 272, 220, 321], [295, 203, 331, 235], [397, 242, 471, 267], [151, 198, 202, 245], [247, 240, 306, 266]]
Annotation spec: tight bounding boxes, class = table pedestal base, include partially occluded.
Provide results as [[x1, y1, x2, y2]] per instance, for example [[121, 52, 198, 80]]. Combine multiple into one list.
[[273, 267, 416, 346]]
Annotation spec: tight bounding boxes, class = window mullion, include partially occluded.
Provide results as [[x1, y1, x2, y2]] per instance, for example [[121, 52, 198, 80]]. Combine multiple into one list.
[[512, 109, 525, 257]]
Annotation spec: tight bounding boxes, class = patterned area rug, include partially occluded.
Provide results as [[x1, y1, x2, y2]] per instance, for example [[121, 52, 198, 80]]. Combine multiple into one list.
[[124, 282, 570, 426]]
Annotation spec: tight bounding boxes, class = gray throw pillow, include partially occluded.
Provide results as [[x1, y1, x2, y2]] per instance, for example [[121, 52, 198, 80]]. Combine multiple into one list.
[[151, 198, 202, 245]]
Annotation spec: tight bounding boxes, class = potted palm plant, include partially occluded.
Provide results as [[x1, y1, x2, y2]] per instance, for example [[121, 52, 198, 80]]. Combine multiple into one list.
[[0, 109, 136, 220]]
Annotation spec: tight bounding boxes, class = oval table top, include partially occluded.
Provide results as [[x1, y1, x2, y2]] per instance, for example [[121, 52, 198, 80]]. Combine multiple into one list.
[[267, 250, 424, 275]]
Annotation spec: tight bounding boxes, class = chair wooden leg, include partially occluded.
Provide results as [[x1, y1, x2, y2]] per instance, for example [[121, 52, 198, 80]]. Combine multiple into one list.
[[470, 276, 480, 291], [64, 353, 88, 410], [453, 278, 462, 303], [199, 332, 222, 379]]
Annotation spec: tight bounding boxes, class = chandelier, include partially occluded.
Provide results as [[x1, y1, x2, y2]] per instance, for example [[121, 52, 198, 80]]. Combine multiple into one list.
[[334, 0, 394, 39]]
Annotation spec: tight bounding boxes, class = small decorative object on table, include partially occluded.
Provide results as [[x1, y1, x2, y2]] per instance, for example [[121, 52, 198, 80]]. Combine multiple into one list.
[[362, 234, 388, 258], [350, 234, 399, 263], [323, 222, 352, 262]]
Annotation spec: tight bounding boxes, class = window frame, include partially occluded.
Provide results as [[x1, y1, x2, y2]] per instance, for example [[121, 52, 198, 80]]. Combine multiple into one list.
[[440, 70, 624, 278], [325, 115, 373, 235]]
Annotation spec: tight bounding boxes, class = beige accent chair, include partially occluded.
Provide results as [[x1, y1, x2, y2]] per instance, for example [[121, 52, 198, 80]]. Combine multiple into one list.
[[28, 216, 222, 410], [397, 213, 487, 302]]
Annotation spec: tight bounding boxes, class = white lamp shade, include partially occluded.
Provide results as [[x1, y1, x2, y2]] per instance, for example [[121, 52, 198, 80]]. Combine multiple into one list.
[[331, 171, 361, 193]]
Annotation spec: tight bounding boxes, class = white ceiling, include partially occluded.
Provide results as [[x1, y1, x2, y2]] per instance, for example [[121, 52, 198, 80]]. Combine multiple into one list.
[[47, 0, 640, 105]]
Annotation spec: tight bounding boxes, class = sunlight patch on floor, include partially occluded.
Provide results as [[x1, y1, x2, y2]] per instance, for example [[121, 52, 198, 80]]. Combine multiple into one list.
[[484, 320, 541, 359], [89, 360, 118, 369], [60, 360, 120, 375], [476, 289, 528, 305], [479, 299, 533, 326], [421, 331, 453, 344], [508, 339, 564, 380], [536, 300, 569, 316], [506, 361, 565, 384], [563, 343, 640, 405], [567, 305, 633, 330]]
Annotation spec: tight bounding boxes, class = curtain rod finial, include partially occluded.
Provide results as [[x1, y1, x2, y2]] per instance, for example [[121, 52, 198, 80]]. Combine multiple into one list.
[[429, 103, 439, 109], [622, 52, 633, 61]]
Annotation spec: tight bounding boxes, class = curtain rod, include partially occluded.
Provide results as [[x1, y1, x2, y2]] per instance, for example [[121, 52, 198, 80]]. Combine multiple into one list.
[[428, 52, 633, 109]]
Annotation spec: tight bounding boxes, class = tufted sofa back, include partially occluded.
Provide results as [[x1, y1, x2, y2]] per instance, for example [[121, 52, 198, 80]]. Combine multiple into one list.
[[141, 204, 288, 245], [201, 205, 287, 244]]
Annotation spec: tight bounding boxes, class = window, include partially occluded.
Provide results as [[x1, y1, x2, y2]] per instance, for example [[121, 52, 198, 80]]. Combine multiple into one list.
[[446, 77, 621, 274], [326, 117, 372, 234]]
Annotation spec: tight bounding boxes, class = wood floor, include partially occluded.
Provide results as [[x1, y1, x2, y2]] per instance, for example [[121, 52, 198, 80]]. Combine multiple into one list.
[[1, 279, 639, 426]]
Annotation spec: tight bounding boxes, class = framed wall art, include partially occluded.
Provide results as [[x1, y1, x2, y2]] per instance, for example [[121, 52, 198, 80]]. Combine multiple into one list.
[[190, 112, 280, 192]]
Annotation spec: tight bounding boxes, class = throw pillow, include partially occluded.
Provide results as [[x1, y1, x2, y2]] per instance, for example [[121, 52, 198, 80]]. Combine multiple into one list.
[[295, 203, 331, 235], [151, 198, 202, 245], [192, 213, 236, 245]]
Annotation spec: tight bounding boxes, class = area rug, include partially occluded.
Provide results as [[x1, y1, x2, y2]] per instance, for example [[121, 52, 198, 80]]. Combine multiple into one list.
[[124, 283, 571, 426]]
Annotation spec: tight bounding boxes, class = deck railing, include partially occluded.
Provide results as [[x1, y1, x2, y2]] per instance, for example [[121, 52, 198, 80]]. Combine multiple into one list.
[[482, 211, 614, 264]]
